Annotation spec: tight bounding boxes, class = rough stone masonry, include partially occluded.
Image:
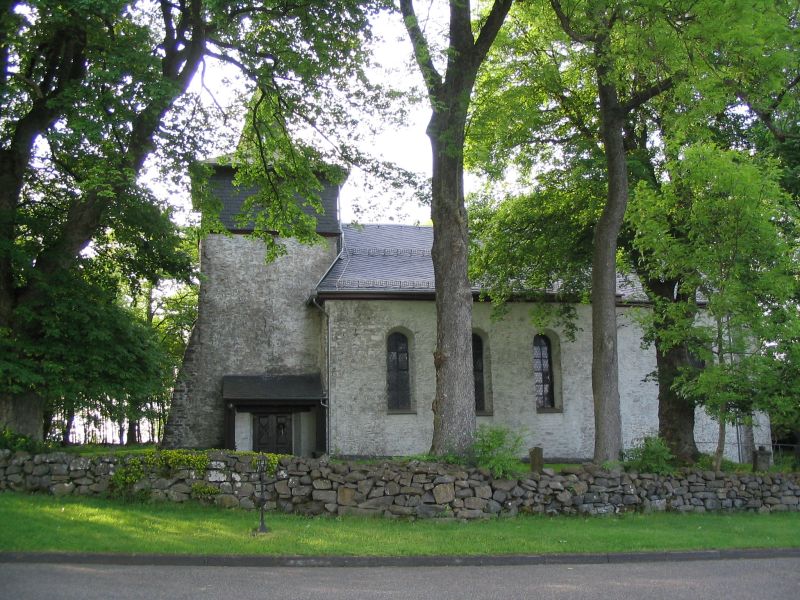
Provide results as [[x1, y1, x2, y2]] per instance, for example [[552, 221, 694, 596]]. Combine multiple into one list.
[[1, 450, 798, 518]]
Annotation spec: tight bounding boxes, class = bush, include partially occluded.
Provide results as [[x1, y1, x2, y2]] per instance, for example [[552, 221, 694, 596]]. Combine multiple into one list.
[[0, 427, 49, 454], [470, 425, 525, 479], [623, 436, 677, 475], [695, 453, 742, 473]]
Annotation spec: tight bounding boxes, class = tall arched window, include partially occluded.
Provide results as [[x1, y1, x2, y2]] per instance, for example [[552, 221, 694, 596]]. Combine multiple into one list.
[[387, 332, 410, 410], [472, 333, 485, 413], [533, 334, 555, 409]]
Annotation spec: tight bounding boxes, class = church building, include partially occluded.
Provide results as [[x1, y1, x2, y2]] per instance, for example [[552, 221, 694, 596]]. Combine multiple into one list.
[[162, 165, 771, 461]]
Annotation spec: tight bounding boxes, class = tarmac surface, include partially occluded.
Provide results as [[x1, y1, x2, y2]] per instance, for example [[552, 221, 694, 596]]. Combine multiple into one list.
[[1, 551, 799, 600]]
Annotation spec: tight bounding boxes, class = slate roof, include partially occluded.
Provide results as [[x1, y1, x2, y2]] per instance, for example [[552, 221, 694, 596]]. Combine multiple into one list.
[[222, 374, 324, 400], [209, 165, 341, 235], [316, 224, 437, 295], [316, 223, 651, 303]]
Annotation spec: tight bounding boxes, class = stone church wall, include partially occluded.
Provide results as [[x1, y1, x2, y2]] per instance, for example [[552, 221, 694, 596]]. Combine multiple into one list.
[[163, 235, 338, 449], [325, 299, 770, 460]]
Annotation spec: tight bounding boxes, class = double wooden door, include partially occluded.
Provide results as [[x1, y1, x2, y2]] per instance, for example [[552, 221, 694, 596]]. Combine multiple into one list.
[[253, 413, 292, 454]]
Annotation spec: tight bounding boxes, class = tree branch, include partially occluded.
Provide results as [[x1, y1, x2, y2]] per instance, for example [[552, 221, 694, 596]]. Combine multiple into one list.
[[471, 0, 514, 71], [399, 0, 443, 100], [622, 75, 677, 113], [549, 0, 597, 44]]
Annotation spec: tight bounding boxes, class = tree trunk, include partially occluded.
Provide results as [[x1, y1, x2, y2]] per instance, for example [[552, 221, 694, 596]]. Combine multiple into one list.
[[62, 410, 75, 445], [0, 392, 44, 440], [126, 420, 139, 445], [399, 0, 513, 456], [427, 113, 475, 455], [714, 412, 727, 470], [738, 420, 755, 464], [591, 48, 625, 463], [656, 343, 700, 463], [646, 277, 700, 463]]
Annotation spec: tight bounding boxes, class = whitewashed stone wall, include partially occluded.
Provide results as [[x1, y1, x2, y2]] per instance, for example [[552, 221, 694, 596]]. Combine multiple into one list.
[[326, 299, 769, 461], [163, 234, 337, 449]]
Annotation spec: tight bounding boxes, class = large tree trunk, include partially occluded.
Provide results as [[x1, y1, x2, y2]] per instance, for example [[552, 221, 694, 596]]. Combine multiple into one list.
[[126, 420, 139, 445], [0, 392, 45, 440], [645, 278, 700, 463], [428, 113, 475, 455], [591, 49, 625, 463], [656, 343, 700, 462], [400, 0, 512, 456]]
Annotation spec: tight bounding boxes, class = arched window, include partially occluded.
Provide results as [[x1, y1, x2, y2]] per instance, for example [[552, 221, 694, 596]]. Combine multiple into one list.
[[473, 333, 485, 413], [533, 334, 555, 409], [387, 332, 410, 410]]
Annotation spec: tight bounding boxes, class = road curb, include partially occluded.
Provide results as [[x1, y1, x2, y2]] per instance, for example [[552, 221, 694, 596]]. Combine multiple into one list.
[[2, 548, 800, 568]]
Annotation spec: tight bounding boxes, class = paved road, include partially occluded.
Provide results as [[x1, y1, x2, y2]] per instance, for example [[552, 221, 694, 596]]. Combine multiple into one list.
[[1, 557, 798, 600]]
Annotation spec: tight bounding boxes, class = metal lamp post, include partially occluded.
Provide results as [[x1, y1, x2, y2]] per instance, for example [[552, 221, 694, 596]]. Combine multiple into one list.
[[255, 455, 270, 534]]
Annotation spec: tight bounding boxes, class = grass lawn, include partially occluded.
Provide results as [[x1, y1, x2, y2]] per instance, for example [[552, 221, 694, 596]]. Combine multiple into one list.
[[1, 491, 798, 557]]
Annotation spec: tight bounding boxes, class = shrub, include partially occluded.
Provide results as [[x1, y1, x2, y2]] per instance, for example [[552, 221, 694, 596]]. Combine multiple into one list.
[[695, 453, 742, 473], [470, 425, 525, 479], [623, 436, 677, 475], [191, 482, 219, 501], [0, 427, 49, 454]]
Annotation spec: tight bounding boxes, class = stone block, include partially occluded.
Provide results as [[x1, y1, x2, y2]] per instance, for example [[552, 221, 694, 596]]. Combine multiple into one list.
[[359, 496, 395, 509], [274, 480, 291, 497], [50, 482, 75, 496], [337, 485, 357, 506], [492, 479, 517, 492], [475, 485, 492, 499], [291, 485, 312, 497], [312, 490, 337, 503], [207, 470, 227, 482], [433, 483, 455, 504], [464, 497, 488, 511], [312, 478, 332, 490], [416, 503, 447, 518], [215, 494, 240, 508]]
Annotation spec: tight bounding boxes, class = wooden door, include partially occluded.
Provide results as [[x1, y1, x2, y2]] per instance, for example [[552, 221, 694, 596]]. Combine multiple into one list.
[[253, 413, 292, 454]]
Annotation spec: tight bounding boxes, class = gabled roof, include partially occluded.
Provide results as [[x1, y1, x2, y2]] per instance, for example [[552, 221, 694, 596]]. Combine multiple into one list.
[[316, 224, 439, 296], [316, 224, 651, 303]]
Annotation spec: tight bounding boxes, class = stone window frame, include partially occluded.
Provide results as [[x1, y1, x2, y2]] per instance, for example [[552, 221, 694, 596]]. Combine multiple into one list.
[[386, 327, 416, 414], [472, 330, 493, 416], [533, 331, 563, 413]]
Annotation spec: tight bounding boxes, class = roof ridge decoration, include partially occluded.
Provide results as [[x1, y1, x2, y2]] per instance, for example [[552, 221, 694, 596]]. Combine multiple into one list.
[[347, 248, 431, 257], [336, 279, 436, 289]]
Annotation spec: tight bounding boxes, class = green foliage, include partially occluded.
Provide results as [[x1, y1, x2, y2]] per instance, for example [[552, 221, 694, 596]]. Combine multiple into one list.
[[108, 449, 210, 499], [0, 0, 387, 438], [143, 449, 210, 475], [622, 437, 677, 476], [191, 482, 219, 501], [236, 452, 288, 478], [470, 425, 525, 479], [695, 454, 742, 473], [0, 427, 50, 454], [630, 144, 798, 436], [404, 452, 464, 466], [108, 457, 146, 501]]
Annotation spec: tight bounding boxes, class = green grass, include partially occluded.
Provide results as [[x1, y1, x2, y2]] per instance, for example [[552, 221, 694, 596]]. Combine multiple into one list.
[[1, 491, 798, 557]]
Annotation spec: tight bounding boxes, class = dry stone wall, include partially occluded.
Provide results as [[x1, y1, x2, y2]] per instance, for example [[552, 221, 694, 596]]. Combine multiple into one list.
[[1, 449, 798, 518]]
